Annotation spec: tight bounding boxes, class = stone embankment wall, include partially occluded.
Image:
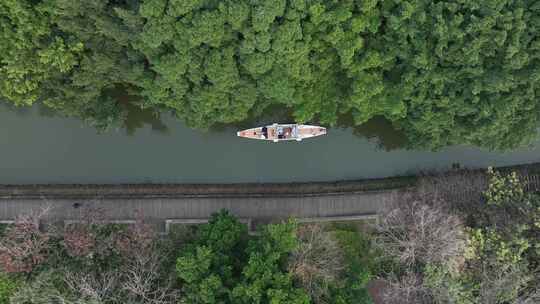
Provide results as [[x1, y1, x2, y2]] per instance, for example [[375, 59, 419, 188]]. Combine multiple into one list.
[[1, 162, 539, 200], [0, 176, 416, 199], [0, 162, 538, 233]]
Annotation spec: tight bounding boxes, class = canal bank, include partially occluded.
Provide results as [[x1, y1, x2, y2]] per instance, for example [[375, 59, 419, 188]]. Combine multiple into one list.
[[0, 163, 539, 234], [0, 191, 392, 232], [0, 162, 539, 199]]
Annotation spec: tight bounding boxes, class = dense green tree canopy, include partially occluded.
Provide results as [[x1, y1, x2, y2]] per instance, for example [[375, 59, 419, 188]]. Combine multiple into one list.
[[1, 0, 539, 149], [176, 211, 312, 304], [0, 0, 81, 106], [43, 0, 149, 129], [380, 0, 540, 149]]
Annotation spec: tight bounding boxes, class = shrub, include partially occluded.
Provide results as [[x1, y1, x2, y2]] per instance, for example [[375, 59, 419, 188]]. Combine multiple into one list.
[[0, 273, 19, 304]]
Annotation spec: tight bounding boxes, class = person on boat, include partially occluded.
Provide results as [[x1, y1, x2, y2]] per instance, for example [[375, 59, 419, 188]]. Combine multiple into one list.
[[277, 126, 284, 139], [262, 127, 268, 139]]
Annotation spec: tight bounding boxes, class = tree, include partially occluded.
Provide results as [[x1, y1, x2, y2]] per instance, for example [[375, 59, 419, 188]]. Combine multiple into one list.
[[374, 193, 469, 304], [63, 212, 98, 258], [417, 170, 489, 217], [375, 195, 466, 268], [381, 271, 432, 304], [133, 0, 383, 129], [41, 0, 148, 130], [459, 169, 540, 303], [0, 207, 51, 273], [61, 208, 177, 304], [288, 224, 344, 303], [384, 169, 540, 304], [329, 225, 376, 304], [232, 219, 310, 304], [0, 0, 148, 131], [176, 213, 310, 304], [0, 0, 82, 106], [176, 210, 247, 304], [176, 245, 229, 304], [378, 0, 540, 150]]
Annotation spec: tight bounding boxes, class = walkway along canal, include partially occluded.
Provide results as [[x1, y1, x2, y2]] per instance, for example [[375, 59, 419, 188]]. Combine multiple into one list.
[[0, 178, 412, 231], [0, 163, 539, 233]]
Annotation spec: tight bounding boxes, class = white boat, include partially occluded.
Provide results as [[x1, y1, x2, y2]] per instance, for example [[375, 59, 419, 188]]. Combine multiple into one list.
[[237, 123, 326, 142]]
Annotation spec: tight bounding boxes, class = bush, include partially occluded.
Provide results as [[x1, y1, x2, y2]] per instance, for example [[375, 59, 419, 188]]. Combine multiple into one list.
[[0, 273, 18, 304]]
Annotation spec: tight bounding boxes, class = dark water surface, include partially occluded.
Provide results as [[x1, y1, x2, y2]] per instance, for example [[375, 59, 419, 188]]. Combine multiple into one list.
[[1, 103, 539, 184]]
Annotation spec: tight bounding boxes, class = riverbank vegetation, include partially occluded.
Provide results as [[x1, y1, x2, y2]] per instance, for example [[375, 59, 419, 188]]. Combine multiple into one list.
[[0, 169, 538, 303], [0, 210, 375, 304], [376, 168, 540, 303], [2, 0, 539, 149]]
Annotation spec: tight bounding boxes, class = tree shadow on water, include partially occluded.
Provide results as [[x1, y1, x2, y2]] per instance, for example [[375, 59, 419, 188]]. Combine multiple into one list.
[[210, 104, 295, 133], [0, 100, 34, 117], [337, 113, 409, 151], [212, 105, 409, 151], [112, 88, 169, 136], [122, 103, 169, 136]]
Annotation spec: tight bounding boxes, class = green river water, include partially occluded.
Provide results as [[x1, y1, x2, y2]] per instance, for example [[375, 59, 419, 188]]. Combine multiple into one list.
[[1, 102, 539, 184]]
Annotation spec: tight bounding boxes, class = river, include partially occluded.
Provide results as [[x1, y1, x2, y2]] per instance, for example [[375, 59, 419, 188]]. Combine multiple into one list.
[[1, 102, 539, 184]]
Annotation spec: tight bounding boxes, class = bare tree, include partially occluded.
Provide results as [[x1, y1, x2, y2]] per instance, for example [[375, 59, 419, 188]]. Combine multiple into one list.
[[375, 195, 466, 269], [115, 210, 178, 304], [60, 208, 177, 304], [0, 206, 51, 273], [381, 272, 433, 304], [288, 224, 345, 303], [64, 270, 121, 303], [120, 248, 179, 304]]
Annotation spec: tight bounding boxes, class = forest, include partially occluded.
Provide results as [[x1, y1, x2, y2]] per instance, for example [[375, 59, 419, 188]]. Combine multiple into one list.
[[0, 169, 538, 303], [1, 0, 539, 149]]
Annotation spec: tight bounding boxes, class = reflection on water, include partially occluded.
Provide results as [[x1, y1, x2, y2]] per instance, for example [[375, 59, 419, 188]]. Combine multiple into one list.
[[112, 88, 169, 136], [210, 104, 296, 133], [0, 89, 405, 147], [351, 117, 409, 151], [122, 103, 168, 136], [336, 113, 408, 151], [207, 105, 407, 150], [1, 102, 33, 117], [2, 97, 170, 137]]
